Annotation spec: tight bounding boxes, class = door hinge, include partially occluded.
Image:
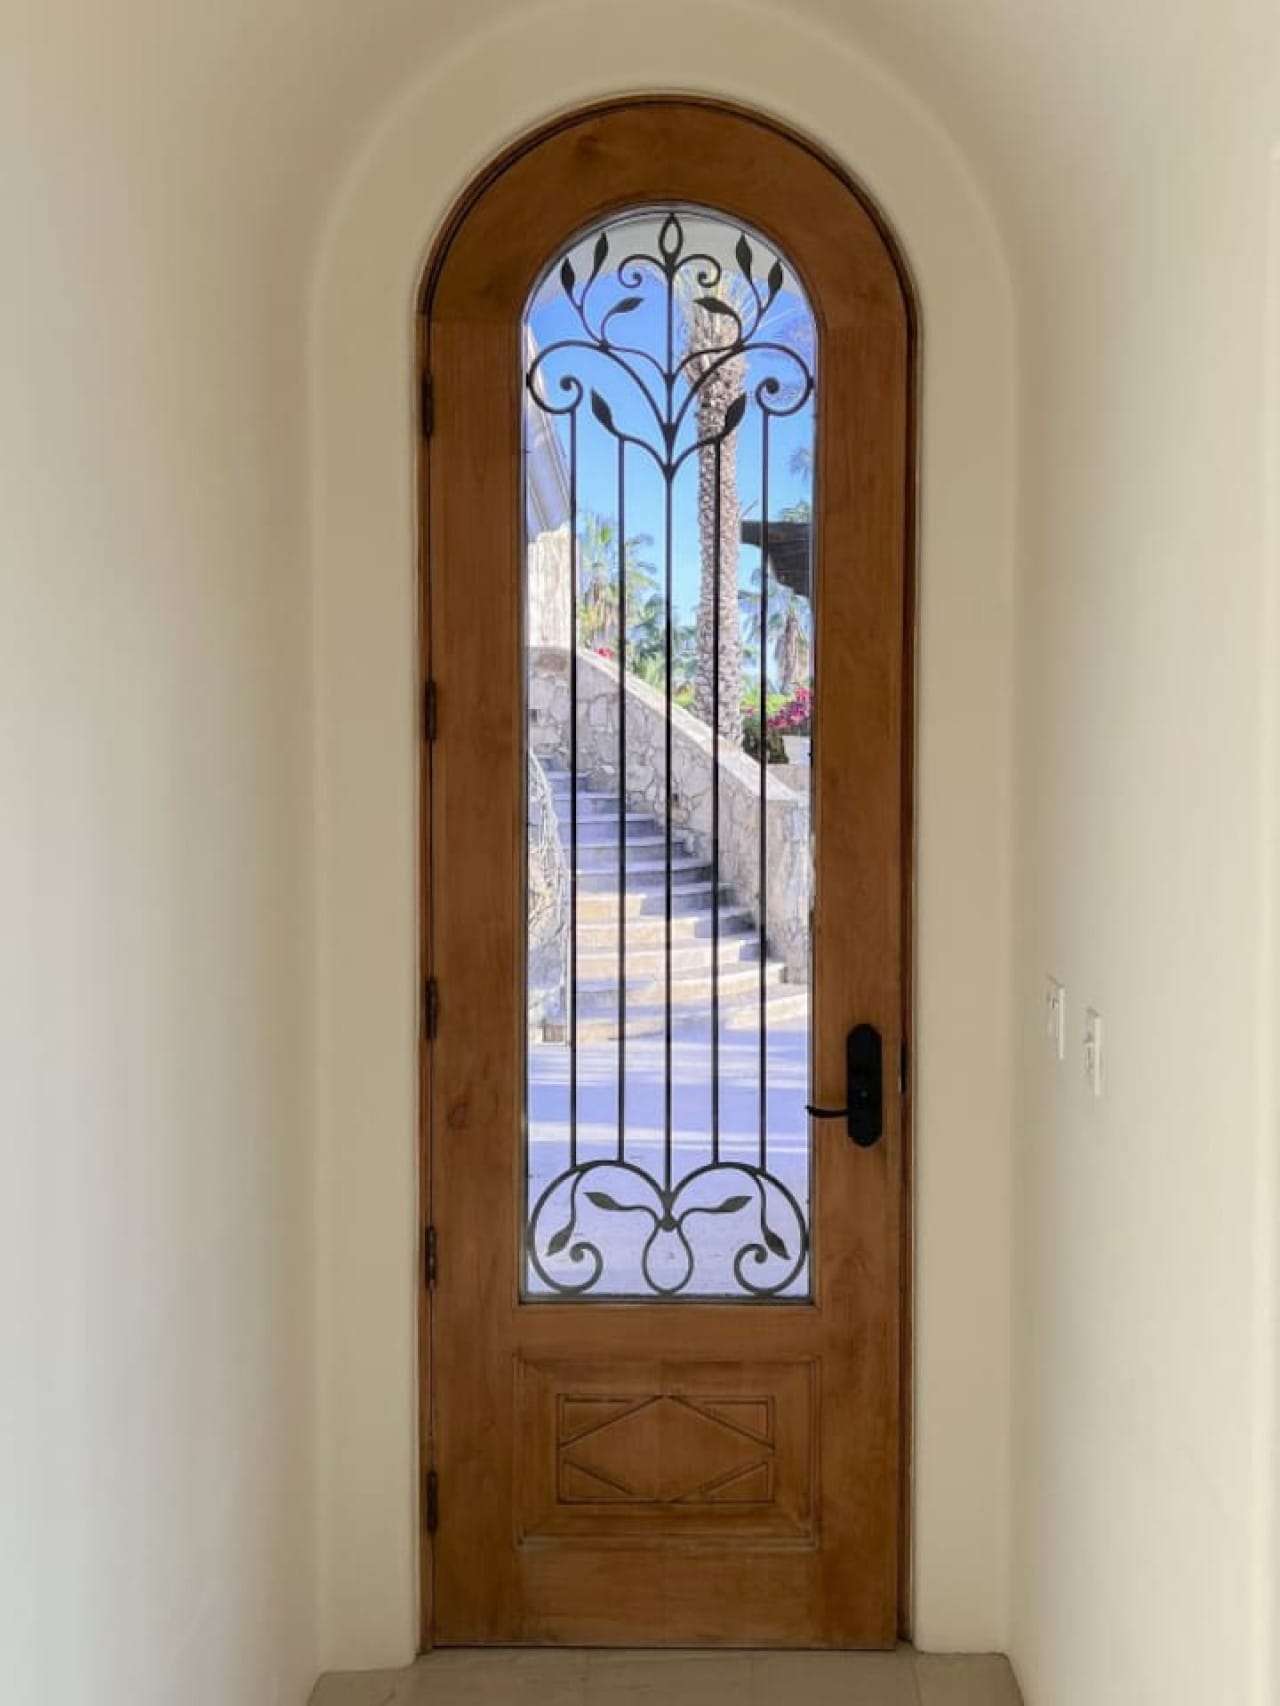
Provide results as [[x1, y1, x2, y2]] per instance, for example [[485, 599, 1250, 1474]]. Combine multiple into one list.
[[425, 1469, 440, 1534], [420, 371, 434, 438], [423, 678, 438, 743], [424, 975, 440, 1041], [899, 1038, 909, 1096], [424, 1224, 438, 1290]]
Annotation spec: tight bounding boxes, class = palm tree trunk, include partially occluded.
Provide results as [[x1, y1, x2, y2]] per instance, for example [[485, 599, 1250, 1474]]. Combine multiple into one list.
[[777, 602, 806, 694], [688, 305, 745, 745]]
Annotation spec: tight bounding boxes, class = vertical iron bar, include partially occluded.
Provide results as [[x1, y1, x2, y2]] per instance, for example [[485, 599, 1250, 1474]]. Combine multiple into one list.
[[759, 413, 770, 1172], [711, 440, 722, 1164], [568, 411, 579, 1172], [616, 438, 627, 1161], [663, 270, 675, 1200], [663, 476, 674, 1197]]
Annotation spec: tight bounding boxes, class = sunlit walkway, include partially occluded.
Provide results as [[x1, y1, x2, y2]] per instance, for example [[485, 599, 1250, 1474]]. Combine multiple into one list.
[[526, 1015, 810, 1299]]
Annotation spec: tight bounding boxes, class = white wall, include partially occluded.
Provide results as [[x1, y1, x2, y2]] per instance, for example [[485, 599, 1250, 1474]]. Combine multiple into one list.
[[310, 0, 1017, 1669], [4, 5, 318, 1701], [1008, 10, 1280, 1705]]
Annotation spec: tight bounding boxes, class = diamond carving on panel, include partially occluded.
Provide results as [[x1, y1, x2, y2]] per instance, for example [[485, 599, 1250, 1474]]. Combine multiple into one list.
[[557, 1394, 775, 1505]]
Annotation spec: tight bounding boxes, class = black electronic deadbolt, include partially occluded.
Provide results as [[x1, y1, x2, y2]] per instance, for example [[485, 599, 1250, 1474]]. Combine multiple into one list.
[[806, 1023, 884, 1148]]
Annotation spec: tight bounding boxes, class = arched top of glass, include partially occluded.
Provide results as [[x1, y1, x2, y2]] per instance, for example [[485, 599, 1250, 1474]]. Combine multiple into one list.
[[527, 204, 813, 317], [524, 205, 816, 482]]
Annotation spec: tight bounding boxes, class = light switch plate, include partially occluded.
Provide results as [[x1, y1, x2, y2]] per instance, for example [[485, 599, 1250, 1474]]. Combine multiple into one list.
[[1044, 977, 1066, 1061], [1083, 1007, 1103, 1096]]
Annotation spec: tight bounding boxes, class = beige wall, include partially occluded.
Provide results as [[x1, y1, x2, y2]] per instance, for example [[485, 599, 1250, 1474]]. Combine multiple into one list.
[[5, 5, 318, 1702], [310, 1, 1017, 1669], [1008, 17, 1280, 1706]]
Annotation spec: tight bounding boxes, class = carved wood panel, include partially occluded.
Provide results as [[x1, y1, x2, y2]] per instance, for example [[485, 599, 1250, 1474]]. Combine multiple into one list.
[[519, 1358, 816, 1543]]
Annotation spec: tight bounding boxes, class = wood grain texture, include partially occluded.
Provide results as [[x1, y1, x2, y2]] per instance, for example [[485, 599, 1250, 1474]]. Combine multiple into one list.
[[418, 98, 914, 1649]]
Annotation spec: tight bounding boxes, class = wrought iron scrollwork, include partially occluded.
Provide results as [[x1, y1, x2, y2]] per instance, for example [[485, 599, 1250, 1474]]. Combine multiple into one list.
[[526, 211, 814, 472], [527, 1158, 808, 1298]]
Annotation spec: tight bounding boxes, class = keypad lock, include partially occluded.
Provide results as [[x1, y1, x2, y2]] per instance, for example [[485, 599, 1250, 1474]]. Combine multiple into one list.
[[806, 1024, 884, 1148]]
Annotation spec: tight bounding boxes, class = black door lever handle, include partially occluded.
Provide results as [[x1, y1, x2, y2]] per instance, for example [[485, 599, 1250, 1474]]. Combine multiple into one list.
[[805, 1023, 884, 1148]]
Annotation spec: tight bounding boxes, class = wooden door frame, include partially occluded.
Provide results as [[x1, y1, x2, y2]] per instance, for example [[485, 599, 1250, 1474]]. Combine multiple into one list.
[[414, 94, 919, 1649]]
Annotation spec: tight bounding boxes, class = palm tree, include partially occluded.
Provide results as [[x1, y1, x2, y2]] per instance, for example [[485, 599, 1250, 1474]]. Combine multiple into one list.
[[739, 562, 810, 695], [575, 512, 658, 654], [682, 255, 814, 745], [665, 617, 698, 697], [685, 293, 748, 746], [775, 600, 809, 694], [629, 593, 696, 694], [628, 591, 667, 683], [577, 512, 618, 650], [773, 498, 811, 693]]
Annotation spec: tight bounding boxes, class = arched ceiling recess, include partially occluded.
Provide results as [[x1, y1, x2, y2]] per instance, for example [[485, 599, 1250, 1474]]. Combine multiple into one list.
[[288, 0, 1272, 290], [296, 0, 1013, 258], [305, 0, 1020, 344]]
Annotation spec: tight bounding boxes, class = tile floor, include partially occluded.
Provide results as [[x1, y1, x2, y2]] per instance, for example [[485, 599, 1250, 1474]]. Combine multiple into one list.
[[310, 1648, 1023, 1706]]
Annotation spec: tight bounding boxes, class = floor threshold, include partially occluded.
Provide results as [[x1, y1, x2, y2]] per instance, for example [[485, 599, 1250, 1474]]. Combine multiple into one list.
[[309, 1645, 1023, 1706]]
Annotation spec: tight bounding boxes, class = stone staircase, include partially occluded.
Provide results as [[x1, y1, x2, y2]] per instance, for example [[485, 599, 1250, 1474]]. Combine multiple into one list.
[[544, 762, 807, 1042]]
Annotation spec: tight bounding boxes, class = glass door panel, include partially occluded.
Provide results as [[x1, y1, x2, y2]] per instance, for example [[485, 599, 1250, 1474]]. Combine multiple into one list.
[[522, 207, 817, 1299]]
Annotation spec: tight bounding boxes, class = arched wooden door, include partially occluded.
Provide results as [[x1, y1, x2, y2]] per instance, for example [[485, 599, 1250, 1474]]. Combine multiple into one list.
[[419, 100, 914, 1648]]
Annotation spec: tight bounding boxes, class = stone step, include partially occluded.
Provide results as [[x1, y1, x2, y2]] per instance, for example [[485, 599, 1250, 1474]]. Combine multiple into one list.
[[577, 881, 731, 920], [576, 935, 762, 979], [546, 777, 619, 802], [557, 807, 660, 834], [537, 767, 799, 1041], [576, 857, 712, 893], [567, 983, 807, 1043], [577, 908, 754, 952], [547, 800, 623, 825], [571, 836, 676, 871], [723, 987, 810, 1030], [568, 1009, 667, 1042], [575, 960, 786, 1014], [544, 775, 638, 801], [552, 817, 663, 845]]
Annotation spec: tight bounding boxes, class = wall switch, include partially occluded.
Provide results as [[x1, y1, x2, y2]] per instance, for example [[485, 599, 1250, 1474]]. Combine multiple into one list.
[[1044, 977, 1066, 1061], [1083, 1008, 1103, 1096]]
